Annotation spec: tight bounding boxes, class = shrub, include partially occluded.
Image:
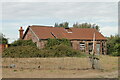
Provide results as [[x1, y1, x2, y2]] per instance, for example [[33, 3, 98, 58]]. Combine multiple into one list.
[[3, 44, 85, 58], [34, 44, 84, 57], [46, 38, 71, 48], [11, 39, 36, 47], [52, 44, 82, 57], [2, 46, 40, 58], [3, 38, 85, 58], [111, 43, 120, 56], [107, 35, 120, 56]]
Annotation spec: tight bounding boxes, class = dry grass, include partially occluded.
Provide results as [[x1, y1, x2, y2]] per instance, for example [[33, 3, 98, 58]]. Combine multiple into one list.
[[2, 55, 118, 78], [3, 57, 91, 70]]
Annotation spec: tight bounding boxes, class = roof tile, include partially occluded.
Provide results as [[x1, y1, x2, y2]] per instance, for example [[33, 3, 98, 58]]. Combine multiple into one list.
[[29, 25, 106, 40]]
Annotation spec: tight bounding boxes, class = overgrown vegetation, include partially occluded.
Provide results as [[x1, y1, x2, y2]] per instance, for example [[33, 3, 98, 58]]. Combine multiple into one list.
[[11, 39, 36, 46], [37, 44, 84, 58], [0, 33, 8, 44], [107, 35, 120, 56], [2, 46, 39, 58], [46, 38, 71, 48], [3, 39, 85, 58]]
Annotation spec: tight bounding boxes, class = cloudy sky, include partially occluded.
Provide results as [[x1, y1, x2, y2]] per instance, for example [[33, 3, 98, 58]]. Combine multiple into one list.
[[0, 1, 119, 43]]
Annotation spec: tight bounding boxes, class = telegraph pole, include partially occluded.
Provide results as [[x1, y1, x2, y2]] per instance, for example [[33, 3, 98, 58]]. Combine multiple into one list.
[[91, 32, 95, 69]]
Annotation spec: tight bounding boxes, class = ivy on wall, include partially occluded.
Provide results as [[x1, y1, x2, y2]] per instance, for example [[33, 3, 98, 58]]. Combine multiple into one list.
[[46, 38, 71, 48]]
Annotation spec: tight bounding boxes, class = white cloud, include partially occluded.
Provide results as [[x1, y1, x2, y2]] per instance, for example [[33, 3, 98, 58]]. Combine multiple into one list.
[[100, 26, 118, 37]]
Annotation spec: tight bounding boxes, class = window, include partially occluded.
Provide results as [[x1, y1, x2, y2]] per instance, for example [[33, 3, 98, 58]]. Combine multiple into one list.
[[88, 43, 93, 53], [80, 42, 85, 52], [65, 28, 73, 33]]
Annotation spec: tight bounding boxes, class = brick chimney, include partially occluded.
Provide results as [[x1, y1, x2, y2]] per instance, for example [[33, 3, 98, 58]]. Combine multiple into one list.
[[19, 27, 24, 39]]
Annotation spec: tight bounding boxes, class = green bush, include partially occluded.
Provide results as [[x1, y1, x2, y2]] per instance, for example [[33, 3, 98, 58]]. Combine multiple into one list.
[[46, 38, 71, 48], [2, 46, 40, 58], [3, 44, 85, 58], [11, 39, 36, 47], [111, 43, 120, 56], [32, 44, 84, 57], [51, 44, 82, 57], [3, 38, 85, 58], [107, 35, 120, 56]]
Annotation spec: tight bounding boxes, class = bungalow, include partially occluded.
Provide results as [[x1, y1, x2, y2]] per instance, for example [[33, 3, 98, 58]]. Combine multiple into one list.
[[19, 25, 107, 55]]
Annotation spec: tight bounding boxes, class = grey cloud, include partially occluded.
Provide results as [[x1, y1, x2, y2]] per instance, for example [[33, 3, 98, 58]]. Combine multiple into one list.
[[2, 2, 117, 23]]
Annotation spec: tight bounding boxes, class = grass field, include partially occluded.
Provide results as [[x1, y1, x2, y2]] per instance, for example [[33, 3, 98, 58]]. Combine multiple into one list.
[[2, 55, 118, 78]]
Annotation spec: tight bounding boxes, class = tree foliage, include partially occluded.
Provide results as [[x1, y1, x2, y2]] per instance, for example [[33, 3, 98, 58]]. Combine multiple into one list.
[[54, 22, 69, 28], [107, 35, 120, 56], [73, 22, 100, 31], [0, 33, 8, 44], [54, 22, 100, 31]]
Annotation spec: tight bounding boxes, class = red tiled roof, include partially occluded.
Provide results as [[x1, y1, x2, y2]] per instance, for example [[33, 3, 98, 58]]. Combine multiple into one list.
[[25, 25, 107, 40]]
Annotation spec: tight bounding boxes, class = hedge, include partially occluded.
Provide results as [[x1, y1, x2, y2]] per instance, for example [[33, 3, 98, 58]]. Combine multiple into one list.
[[2, 39, 86, 58], [2, 44, 85, 58]]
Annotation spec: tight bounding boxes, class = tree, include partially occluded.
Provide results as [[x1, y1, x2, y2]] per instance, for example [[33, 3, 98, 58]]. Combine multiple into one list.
[[54, 23, 58, 27], [64, 22, 69, 28], [54, 22, 69, 28], [0, 33, 8, 44], [107, 35, 120, 56], [73, 22, 100, 31]]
